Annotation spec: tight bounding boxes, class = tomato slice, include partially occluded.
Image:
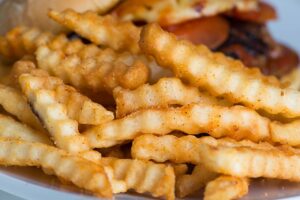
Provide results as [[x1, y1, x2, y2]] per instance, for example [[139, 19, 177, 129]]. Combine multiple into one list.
[[163, 16, 229, 49], [226, 2, 277, 24]]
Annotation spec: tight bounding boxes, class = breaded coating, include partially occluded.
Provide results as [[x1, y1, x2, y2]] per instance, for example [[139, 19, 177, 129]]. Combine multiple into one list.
[[49, 10, 141, 53], [139, 24, 300, 118], [204, 176, 249, 200], [0, 139, 112, 197]]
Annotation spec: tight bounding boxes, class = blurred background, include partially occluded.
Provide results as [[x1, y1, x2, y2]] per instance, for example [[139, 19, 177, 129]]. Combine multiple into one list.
[[266, 0, 300, 53]]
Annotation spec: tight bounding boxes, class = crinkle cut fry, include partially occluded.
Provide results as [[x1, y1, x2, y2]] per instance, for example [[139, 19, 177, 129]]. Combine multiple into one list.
[[204, 176, 249, 200], [36, 38, 149, 94], [49, 9, 141, 53], [84, 103, 270, 148], [0, 139, 112, 197], [176, 164, 218, 198], [0, 26, 54, 60], [139, 24, 300, 118], [114, 0, 258, 26], [0, 83, 44, 131], [0, 114, 51, 144], [19, 72, 114, 125], [132, 134, 300, 182], [113, 77, 225, 118], [19, 73, 90, 153], [100, 157, 175, 199]]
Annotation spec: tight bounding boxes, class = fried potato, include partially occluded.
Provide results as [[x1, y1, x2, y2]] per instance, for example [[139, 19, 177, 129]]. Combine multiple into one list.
[[132, 134, 203, 164], [85, 103, 270, 148], [0, 83, 43, 131], [176, 164, 218, 198], [114, 0, 258, 26], [3, 60, 48, 87], [100, 157, 175, 199], [281, 67, 300, 90], [19, 73, 114, 125], [139, 24, 300, 118], [36, 39, 150, 94], [49, 10, 141, 53], [133, 134, 300, 182], [0, 26, 54, 60], [114, 77, 225, 118], [0, 139, 112, 197], [204, 176, 249, 200], [0, 114, 51, 144], [19, 73, 90, 153]]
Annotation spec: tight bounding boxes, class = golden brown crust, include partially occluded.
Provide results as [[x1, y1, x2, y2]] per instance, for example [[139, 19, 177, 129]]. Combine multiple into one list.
[[140, 24, 300, 118], [114, 0, 258, 26]]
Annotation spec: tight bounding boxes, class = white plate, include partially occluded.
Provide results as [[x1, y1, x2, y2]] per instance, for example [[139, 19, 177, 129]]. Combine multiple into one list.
[[1, 0, 300, 199]]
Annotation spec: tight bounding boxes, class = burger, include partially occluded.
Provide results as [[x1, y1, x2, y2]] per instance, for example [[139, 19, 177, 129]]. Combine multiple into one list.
[[112, 0, 299, 77], [0, 0, 298, 78]]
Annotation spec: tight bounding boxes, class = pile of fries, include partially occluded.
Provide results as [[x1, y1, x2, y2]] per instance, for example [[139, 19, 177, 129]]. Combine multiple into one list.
[[1, 2, 300, 200]]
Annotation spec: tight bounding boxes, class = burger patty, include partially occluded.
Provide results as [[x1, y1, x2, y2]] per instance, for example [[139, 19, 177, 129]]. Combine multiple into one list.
[[218, 18, 299, 77]]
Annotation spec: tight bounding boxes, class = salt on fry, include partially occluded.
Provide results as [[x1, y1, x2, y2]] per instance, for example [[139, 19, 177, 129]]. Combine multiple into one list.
[[0, 26, 54, 60], [132, 134, 203, 164], [204, 176, 249, 200], [19, 72, 114, 125], [176, 164, 218, 198], [0, 114, 51, 144], [49, 10, 141, 53], [85, 103, 270, 148], [0, 139, 112, 197], [100, 157, 175, 199], [114, 77, 224, 118], [19, 73, 90, 153], [0, 83, 44, 131], [36, 39, 150, 94], [133, 134, 300, 182], [139, 24, 300, 118]]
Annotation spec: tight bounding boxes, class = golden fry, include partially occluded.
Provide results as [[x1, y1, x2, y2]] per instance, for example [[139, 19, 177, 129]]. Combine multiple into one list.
[[19, 73, 90, 153], [85, 103, 270, 148], [19, 73, 114, 125], [132, 134, 203, 164], [133, 134, 300, 182], [281, 68, 300, 90], [0, 26, 54, 60], [114, 0, 258, 26], [204, 176, 249, 200], [0, 114, 51, 144], [114, 77, 224, 118], [100, 157, 175, 199], [0, 139, 112, 197], [36, 39, 150, 94], [0, 83, 43, 131], [49, 10, 141, 53], [176, 164, 218, 198], [139, 24, 300, 118]]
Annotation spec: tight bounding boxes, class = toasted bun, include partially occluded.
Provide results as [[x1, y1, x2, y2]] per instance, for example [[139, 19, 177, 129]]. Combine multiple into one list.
[[0, 0, 119, 34]]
